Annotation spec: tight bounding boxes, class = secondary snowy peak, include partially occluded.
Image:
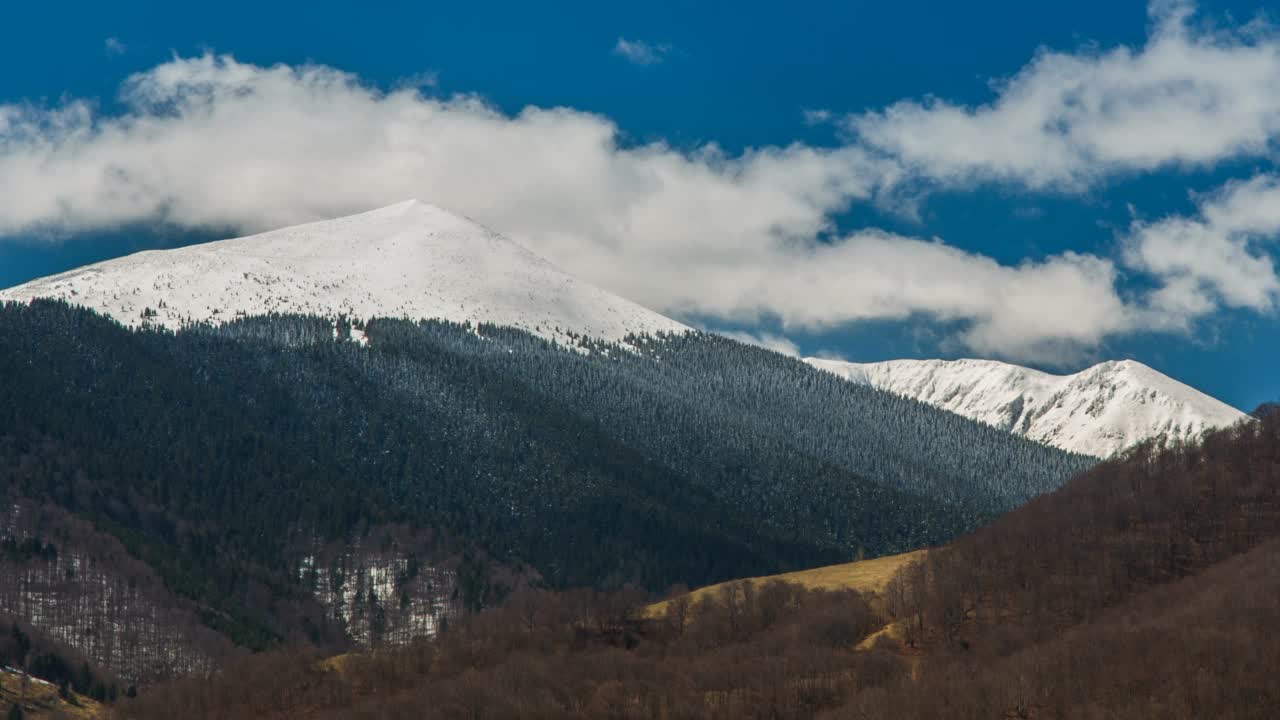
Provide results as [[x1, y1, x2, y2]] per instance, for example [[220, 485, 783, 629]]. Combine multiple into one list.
[[0, 200, 688, 344], [805, 357, 1246, 458]]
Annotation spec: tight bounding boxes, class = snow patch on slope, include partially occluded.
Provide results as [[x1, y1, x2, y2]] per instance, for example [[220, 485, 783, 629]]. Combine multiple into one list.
[[0, 200, 688, 345], [806, 357, 1246, 458]]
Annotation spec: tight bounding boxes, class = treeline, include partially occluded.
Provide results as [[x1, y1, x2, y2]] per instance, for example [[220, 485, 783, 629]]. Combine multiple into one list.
[[0, 300, 1091, 679], [114, 579, 904, 720]]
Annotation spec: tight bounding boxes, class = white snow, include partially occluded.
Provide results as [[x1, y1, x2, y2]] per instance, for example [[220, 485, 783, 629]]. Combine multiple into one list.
[[0, 200, 688, 345], [805, 357, 1247, 458]]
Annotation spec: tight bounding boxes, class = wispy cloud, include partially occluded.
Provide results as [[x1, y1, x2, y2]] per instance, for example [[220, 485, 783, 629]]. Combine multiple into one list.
[[613, 38, 673, 66], [802, 109, 833, 126], [718, 331, 802, 358], [812, 349, 852, 361], [394, 70, 439, 91], [104, 37, 126, 57]]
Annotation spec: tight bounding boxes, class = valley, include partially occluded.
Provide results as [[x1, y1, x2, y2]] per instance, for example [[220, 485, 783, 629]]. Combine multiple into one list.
[[3, 3, 1280, 716]]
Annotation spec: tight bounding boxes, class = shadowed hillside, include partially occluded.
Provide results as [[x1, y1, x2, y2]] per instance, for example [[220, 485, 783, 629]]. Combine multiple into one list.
[[0, 301, 1091, 686]]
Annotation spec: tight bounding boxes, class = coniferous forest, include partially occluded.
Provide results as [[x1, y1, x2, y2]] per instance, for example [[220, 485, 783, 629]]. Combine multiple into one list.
[[0, 300, 1093, 688]]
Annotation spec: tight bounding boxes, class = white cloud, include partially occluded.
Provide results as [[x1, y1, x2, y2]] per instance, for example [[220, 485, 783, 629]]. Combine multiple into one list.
[[851, 0, 1280, 190], [726, 233, 1135, 363], [1125, 174, 1280, 321], [104, 37, 127, 57], [718, 331, 802, 358], [613, 38, 673, 66], [0, 54, 1124, 362], [4, 3, 1280, 365]]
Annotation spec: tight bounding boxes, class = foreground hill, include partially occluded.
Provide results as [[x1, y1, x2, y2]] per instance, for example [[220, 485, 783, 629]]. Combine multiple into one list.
[[806, 356, 1245, 457], [0, 200, 688, 345], [828, 403, 1280, 718], [0, 301, 1090, 688]]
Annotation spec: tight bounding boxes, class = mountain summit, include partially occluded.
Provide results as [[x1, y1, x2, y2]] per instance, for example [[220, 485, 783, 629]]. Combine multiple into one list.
[[0, 200, 688, 344], [805, 356, 1246, 457]]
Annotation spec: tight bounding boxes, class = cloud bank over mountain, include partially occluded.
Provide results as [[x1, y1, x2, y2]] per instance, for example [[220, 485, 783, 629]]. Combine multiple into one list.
[[0, 1, 1277, 362]]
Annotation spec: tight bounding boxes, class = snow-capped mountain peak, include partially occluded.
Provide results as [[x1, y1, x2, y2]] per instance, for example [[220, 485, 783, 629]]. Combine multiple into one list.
[[805, 356, 1246, 457], [0, 200, 689, 344]]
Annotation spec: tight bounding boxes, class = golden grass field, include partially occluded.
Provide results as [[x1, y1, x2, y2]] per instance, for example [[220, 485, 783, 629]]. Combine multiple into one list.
[[647, 548, 927, 618]]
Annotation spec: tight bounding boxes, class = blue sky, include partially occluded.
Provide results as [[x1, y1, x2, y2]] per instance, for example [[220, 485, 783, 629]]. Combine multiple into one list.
[[0, 0, 1277, 410]]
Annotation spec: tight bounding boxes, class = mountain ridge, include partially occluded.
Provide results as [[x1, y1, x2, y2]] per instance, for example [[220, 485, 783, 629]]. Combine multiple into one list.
[[0, 200, 1244, 459], [804, 356, 1246, 457]]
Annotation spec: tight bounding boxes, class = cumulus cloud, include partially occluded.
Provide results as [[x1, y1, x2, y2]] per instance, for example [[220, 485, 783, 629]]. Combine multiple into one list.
[[1125, 174, 1280, 321], [851, 0, 1280, 190], [0, 54, 1131, 361], [613, 38, 673, 66], [0, 52, 1211, 363], [3, 1, 1280, 363], [725, 233, 1135, 362]]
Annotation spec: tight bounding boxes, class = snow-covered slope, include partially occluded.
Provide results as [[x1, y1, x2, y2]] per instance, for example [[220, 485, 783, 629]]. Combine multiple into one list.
[[805, 357, 1246, 457], [0, 200, 688, 344]]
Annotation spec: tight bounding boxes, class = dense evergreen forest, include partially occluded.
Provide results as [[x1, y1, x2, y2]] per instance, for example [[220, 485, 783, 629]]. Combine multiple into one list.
[[0, 300, 1091, 685], [112, 400, 1277, 719]]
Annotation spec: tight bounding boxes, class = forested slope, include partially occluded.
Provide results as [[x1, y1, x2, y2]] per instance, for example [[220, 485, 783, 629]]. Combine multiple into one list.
[[0, 300, 1091, 685]]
